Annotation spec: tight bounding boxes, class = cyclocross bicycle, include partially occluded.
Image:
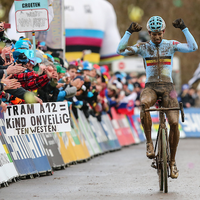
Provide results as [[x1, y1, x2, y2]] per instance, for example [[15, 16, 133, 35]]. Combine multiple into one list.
[[142, 98, 184, 193]]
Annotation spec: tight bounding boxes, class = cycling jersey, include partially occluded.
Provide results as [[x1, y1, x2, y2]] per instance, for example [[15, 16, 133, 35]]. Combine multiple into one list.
[[117, 28, 198, 83]]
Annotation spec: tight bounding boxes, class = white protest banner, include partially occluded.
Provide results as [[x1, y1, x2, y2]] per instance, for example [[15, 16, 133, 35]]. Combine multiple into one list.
[[14, 0, 49, 33], [4, 102, 71, 136]]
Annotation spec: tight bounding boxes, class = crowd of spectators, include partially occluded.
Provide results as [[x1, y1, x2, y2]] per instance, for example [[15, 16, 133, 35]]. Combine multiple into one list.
[[0, 21, 199, 120], [0, 21, 148, 120], [178, 83, 200, 108]]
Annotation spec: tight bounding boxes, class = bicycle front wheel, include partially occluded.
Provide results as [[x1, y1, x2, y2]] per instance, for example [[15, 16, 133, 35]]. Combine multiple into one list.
[[157, 127, 163, 191], [162, 129, 168, 193]]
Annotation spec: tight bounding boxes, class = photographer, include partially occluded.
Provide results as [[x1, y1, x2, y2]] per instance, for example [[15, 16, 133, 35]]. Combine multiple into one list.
[[0, 45, 26, 77]]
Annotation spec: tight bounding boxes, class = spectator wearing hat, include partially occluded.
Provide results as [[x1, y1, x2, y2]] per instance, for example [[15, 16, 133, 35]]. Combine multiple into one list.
[[57, 64, 78, 94], [0, 39, 26, 72], [66, 75, 88, 119], [93, 64, 101, 79], [51, 52, 64, 67], [54, 64, 68, 90], [33, 50, 48, 75], [194, 83, 200, 107], [19, 37, 32, 49], [75, 61, 101, 119], [36, 50, 47, 62], [74, 62, 101, 119], [75, 61, 95, 97], [112, 79, 123, 91], [11, 60, 55, 91], [82, 61, 97, 81], [82, 61, 93, 76], [122, 81, 132, 96], [106, 84, 118, 101], [37, 41, 47, 51], [45, 53, 54, 63], [14, 39, 29, 50], [0, 45, 28, 82], [56, 64, 66, 80]]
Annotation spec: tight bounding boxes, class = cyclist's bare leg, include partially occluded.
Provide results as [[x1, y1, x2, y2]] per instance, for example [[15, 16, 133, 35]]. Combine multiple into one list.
[[140, 88, 157, 158], [166, 110, 179, 178], [162, 91, 180, 178]]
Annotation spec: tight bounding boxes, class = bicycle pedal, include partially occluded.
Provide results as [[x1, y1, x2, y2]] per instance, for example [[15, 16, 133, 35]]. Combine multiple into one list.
[[151, 161, 157, 169]]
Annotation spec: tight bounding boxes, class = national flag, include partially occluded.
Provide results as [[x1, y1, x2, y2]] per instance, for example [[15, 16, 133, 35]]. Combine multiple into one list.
[[145, 56, 171, 66], [117, 100, 135, 115]]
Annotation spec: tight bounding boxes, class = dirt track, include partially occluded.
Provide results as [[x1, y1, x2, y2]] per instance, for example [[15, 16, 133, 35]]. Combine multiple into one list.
[[1, 138, 200, 200]]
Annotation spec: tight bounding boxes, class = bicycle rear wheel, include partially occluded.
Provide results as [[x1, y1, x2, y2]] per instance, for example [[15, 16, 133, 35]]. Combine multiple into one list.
[[162, 129, 168, 193]]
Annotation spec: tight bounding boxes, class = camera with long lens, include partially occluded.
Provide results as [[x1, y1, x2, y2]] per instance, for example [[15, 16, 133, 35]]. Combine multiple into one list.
[[16, 53, 29, 65]]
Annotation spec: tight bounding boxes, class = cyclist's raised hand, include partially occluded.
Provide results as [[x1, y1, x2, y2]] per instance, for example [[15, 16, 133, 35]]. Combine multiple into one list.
[[127, 22, 142, 34], [172, 18, 186, 30]]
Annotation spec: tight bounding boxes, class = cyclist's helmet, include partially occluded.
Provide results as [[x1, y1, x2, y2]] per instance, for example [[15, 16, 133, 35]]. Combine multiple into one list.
[[146, 16, 166, 32]]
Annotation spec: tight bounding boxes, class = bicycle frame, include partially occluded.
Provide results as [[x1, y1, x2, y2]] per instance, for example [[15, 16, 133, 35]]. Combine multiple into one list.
[[154, 101, 170, 171], [142, 101, 184, 193]]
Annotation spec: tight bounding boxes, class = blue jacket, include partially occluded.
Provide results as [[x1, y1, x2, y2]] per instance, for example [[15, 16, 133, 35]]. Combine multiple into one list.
[[117, 28, 198, 83]]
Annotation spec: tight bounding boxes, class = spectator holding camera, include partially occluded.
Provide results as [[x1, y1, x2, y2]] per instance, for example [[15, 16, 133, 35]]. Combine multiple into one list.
[[0, 42, 26, 77], [11, 51, 55, 91]]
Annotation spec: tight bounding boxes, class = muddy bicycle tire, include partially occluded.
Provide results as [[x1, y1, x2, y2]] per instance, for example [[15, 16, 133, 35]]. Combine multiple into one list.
[[157, 128, 163, 191], [158, 167, 163, 191], [162, 129, 168, 193]]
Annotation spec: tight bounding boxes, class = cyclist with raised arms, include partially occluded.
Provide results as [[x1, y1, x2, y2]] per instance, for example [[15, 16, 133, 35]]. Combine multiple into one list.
[[117, 16, 198, 178]]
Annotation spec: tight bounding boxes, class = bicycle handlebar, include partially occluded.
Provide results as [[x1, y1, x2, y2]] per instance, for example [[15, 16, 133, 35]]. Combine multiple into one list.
[[142, 102, 185, 122], [145, 107, 180, 112]]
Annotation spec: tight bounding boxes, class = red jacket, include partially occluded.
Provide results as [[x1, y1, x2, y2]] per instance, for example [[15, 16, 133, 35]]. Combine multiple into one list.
[[12, 71, 50, 91]]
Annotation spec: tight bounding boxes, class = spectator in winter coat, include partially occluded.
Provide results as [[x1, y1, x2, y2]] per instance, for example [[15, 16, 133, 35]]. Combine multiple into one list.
[[178, 84, 195, 108], [11, 60, 55, 91]]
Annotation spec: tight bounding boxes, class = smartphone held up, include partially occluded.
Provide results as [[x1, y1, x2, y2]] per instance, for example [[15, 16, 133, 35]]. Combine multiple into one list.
[[5, 53, 11, 63]]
